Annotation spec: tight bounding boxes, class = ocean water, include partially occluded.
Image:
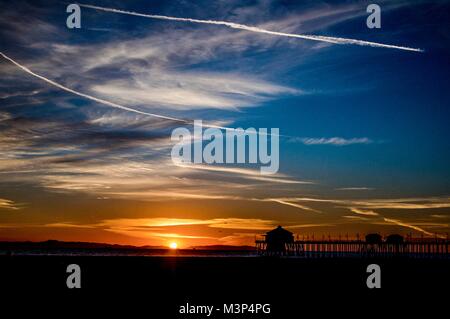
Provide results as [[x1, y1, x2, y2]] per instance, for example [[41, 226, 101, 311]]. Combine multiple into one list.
[[0, 248, 258, 257]]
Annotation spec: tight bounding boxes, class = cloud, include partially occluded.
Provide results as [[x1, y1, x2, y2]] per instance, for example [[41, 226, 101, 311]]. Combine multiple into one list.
[[350, 198, 450, 210], [91, 72, 298, 111], [100, 218, 211, 228], [287, 223, 334, 228], [0, 49, 297, 135], [0, 3, 60, 44], [293, 137, 373, 146], [0, 51, 188, 123], [0, 59, 306, 202], [80, 4, 423, 52], [342, 215, 370, 221], [280, 196, 450, 211], [42, 217, 278, 231], [208, 218, 275, 230], [43, 222, 96, 229], [0, 198, 20, 210], [43, 217, 279, 242], [261, 198, 321, 213], [336, 187, 374, 191], [349, 208, 379, 216], [44, 217, 279, 232], [218, 232, 260, 245], [383, 217, 446, 239], [431, 214, 448, 219], [257, 196, 450, 238], [173, 162, 310, 184], [99, 217, 277, 231]]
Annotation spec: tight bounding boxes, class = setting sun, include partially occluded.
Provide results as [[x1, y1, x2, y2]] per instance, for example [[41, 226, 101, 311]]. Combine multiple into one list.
[[169, 242, 178, 249]]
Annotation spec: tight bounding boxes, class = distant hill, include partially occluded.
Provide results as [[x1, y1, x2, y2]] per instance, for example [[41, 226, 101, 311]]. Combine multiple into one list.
[[0, 240, 164, 250], [0, 240, 255, 251]]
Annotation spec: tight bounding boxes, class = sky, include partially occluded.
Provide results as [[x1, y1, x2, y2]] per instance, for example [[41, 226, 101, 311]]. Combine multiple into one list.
[[0, 0, 449, 247]]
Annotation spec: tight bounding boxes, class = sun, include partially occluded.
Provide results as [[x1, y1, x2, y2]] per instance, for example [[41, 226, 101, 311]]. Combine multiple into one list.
[[169, 242, 178, 249]]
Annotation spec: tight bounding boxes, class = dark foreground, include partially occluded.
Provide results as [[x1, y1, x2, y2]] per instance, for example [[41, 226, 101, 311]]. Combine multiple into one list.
[[1, 255, 448, 317]]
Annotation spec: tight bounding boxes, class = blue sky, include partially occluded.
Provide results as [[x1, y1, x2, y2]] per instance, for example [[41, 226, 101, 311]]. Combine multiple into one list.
[[0, 0, 449, 246]]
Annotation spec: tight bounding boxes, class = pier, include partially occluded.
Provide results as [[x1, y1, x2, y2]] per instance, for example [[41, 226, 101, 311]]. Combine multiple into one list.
[[256, 226, 449, 258]]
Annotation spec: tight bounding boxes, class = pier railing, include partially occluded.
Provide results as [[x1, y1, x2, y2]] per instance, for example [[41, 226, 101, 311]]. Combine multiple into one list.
[[255, 239, 450, 258]]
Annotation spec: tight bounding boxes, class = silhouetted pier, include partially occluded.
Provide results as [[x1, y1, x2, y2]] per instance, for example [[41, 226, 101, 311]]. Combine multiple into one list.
[[256, 226, 449, 258], [256, 239, 450, 258]]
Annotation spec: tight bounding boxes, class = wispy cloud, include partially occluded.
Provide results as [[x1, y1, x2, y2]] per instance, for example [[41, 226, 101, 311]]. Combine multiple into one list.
[[0, 198, 20, 210], [261, 198, 321, 213], [91, 72, 298, 111], [350, 198, 450, 210], [287, 223, 334, 228], [80, 4, 423, 52], [431, 214, 448, 219], [0, 51, 187, 123], [44, 222, 96, 229], [349, 207, 379, 216], [100, 218, 211, 228], [336, 187, 374, 191], [281, 196, 450, 211], [253, 196, 450, 238], [383, 217, 446, 239], [208, 218, 275, 230], [342, 215, 370, 221], [293, 137, 373, 146], [0, 50, 298, 135], [173, 162, 310, 184], [44, 217, 281, 232], [43, 217, 279, 243]]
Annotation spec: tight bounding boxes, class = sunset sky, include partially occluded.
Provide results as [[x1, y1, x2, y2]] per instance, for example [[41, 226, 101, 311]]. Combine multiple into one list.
[[1, 0, 449, 247]]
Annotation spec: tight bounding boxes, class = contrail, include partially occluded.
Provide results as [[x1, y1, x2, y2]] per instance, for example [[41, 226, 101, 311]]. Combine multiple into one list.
[[0, 52, 280, 136], [384, 217, 446, 239], [0, 51, 187, 123], [79, 3, 423, 53]]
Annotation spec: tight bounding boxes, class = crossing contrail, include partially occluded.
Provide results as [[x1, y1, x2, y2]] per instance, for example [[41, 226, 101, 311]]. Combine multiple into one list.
[[0, 52, 278, 135], [79, 3, 423, 53], [0, 51, 188, 123]]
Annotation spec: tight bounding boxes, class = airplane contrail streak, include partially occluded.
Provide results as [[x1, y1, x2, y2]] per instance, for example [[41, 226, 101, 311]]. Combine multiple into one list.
[[0, 52, 187, 123], [384, 217, 446, 239], [0, 51, 281, 136], [79, 3, 423, 53]]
